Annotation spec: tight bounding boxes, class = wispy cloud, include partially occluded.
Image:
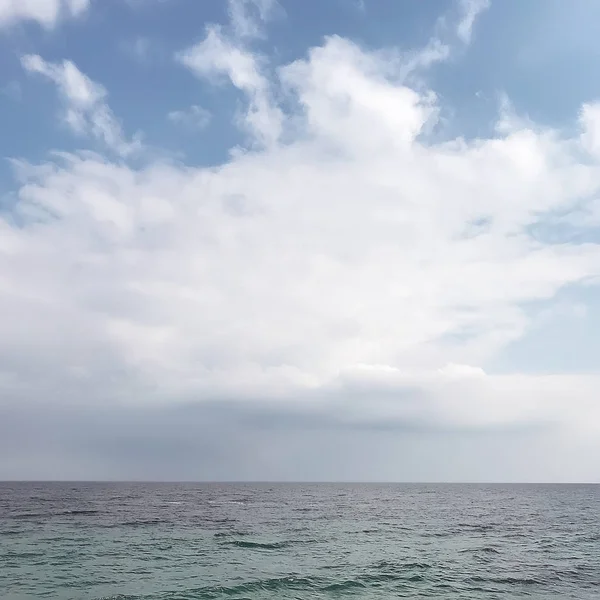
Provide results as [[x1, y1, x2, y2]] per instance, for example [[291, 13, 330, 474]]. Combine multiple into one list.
[[227, 0, 279, 39], [21, 55, 141, 157], [397, 0, 490, 82], [456, 0, 491, 44], [354, 0, 366, 14], [167, 105, 212, 130], [177, 27, 282, 146], [123, 36, 153, 62]]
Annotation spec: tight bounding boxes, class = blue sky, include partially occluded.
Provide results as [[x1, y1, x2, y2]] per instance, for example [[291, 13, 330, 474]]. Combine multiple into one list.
[[4, 1, 600, 167], [2, 0, 600, 481]]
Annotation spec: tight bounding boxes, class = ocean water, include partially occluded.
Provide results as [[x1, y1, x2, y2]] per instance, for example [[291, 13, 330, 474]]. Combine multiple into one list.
[[1, 483, 599, 599]]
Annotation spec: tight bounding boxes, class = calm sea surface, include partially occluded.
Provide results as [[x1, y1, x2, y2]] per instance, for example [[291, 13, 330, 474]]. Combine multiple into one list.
[[1, 483, 599, 599]]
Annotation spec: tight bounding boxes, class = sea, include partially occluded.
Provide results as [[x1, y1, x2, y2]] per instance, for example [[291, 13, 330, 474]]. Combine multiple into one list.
[[1, 482, 599, 599]]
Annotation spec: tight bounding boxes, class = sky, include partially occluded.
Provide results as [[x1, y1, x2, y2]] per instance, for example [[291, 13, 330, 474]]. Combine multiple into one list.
[[1, 0, 600, 482]]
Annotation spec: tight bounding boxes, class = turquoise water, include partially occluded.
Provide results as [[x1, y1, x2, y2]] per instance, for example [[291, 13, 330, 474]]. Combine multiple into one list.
[[1, 483, 599, 599]]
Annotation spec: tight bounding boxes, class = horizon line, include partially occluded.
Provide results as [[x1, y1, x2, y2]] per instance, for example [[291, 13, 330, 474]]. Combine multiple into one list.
[[2, 480, 599, 485]]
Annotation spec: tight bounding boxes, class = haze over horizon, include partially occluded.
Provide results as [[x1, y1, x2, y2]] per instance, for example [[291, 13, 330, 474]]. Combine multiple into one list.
[[1, 0, 600, 482]]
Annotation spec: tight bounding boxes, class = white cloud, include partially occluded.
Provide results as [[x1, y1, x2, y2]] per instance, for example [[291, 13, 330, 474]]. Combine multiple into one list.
[[177, 26, 282, 146], [391, 0, 488, 83], [4, 5, 600, 479], [0, 0, 171, 27], [456, 0, 490, 44], [5, 35, 600, 429], [21, 55, 141, 157], [176, 0, 284, 145], [0, 0, 90, 28], [579, 102, 600, 158], [167, 105, 212, 130]]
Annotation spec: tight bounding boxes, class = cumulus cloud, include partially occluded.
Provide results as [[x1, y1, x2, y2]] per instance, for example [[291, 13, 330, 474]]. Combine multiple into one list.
[[0, 0, 90, 28], [3, 1, 600, 479], [21, 55, 141, 157], [7, 35, 600, 409]]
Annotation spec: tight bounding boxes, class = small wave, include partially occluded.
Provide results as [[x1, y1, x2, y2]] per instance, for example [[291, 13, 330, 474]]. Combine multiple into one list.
[[10, 511, 52, 519], [96, 595, 140, 600], [375, 560, 431, 570], [99, 518, 164, 528], [459, 545, 501, 554], [182, 575, 319, 598], [323, 570, 427, 591], [0, 530, 21, 537], [224, 539, 290, 550], [213, 530, 250, 538], [466, 575, 542, 585], [458, 522, 495, 531], [323, 579, 368, 592], [4, 550, 46, 559], [287, 525, 311, 533], [65, 509, 100, 515], [10, 509, 100, 519], [101, 571, 436, 600], [120, 518, 164, 527]]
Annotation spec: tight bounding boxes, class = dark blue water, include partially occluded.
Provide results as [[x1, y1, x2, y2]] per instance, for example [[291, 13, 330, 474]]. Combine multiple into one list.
[[1, 483, 599, 599]]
